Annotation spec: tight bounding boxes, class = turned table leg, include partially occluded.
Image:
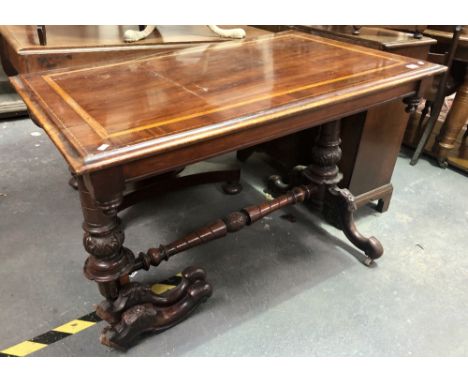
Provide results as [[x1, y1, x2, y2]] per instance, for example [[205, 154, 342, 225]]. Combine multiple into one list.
[[303, 120, 384, 265], [77, 172, 211, 350], [433, 71, 468, 168], [78, 175, 134, 300]]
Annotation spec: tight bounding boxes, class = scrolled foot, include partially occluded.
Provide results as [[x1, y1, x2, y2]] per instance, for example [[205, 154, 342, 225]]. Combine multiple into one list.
[[327, 186, 384, 262], [222, 181, 243, 195], [267, 175, 290, 193], [96, 266, 208, 324], [100, 279, 212, 350], [267, 165, 307, 194], [97, 267, 212, 350]]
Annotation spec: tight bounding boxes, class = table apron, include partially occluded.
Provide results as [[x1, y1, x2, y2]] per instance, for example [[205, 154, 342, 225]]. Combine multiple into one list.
[[122, 81, 418, 182]]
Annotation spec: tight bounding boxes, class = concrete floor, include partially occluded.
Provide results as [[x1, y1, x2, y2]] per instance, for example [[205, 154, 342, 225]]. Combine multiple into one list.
[[0, 117, 467, 356]]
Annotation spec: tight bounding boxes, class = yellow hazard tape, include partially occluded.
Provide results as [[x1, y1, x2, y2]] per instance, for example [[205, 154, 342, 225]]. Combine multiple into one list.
[[1, 341, 48, 357], [0, 275, 183, 356]]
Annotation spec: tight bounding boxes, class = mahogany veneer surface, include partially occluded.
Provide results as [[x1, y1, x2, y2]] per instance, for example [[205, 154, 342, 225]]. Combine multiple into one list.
[[11, 31, 445, 174]]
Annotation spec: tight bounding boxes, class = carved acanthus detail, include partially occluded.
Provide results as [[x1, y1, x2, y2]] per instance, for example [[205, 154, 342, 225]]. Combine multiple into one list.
[[83, 226, 125, 258], [97, 266, 212, 350], [328, 186, 357, 212], [309, 144, 342, 168], [304, 121, 343, 187]]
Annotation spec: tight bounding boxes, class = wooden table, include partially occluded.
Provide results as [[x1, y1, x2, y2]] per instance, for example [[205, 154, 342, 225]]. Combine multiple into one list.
[[0, 25, 270, 74], [11, 31, 444, 349]]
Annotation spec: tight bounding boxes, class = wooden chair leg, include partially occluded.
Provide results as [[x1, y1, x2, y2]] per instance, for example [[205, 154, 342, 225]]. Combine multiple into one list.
[[410, 25, 462, 166], [432, 72, 468, 168]]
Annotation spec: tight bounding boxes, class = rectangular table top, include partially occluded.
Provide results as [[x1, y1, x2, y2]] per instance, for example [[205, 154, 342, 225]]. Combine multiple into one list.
[[11, 31, 445, 175]]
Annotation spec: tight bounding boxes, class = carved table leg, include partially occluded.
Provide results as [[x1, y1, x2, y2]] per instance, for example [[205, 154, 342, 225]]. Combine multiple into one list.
[[432, 71, 468, 168], [78, 174, 133, 300], [303, 121, 384, 265], [78, 172, 211, 350], [327, 186, 384, 265], [98, 267, 212, 350]]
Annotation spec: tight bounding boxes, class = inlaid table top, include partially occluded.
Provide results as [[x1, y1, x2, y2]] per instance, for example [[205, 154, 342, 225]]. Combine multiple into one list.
[[11, 30, 445, 175]]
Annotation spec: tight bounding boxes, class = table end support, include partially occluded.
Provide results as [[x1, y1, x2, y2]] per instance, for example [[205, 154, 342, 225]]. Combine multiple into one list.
[[97, 267, 212, 350], [304, 120, 384, 265]]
